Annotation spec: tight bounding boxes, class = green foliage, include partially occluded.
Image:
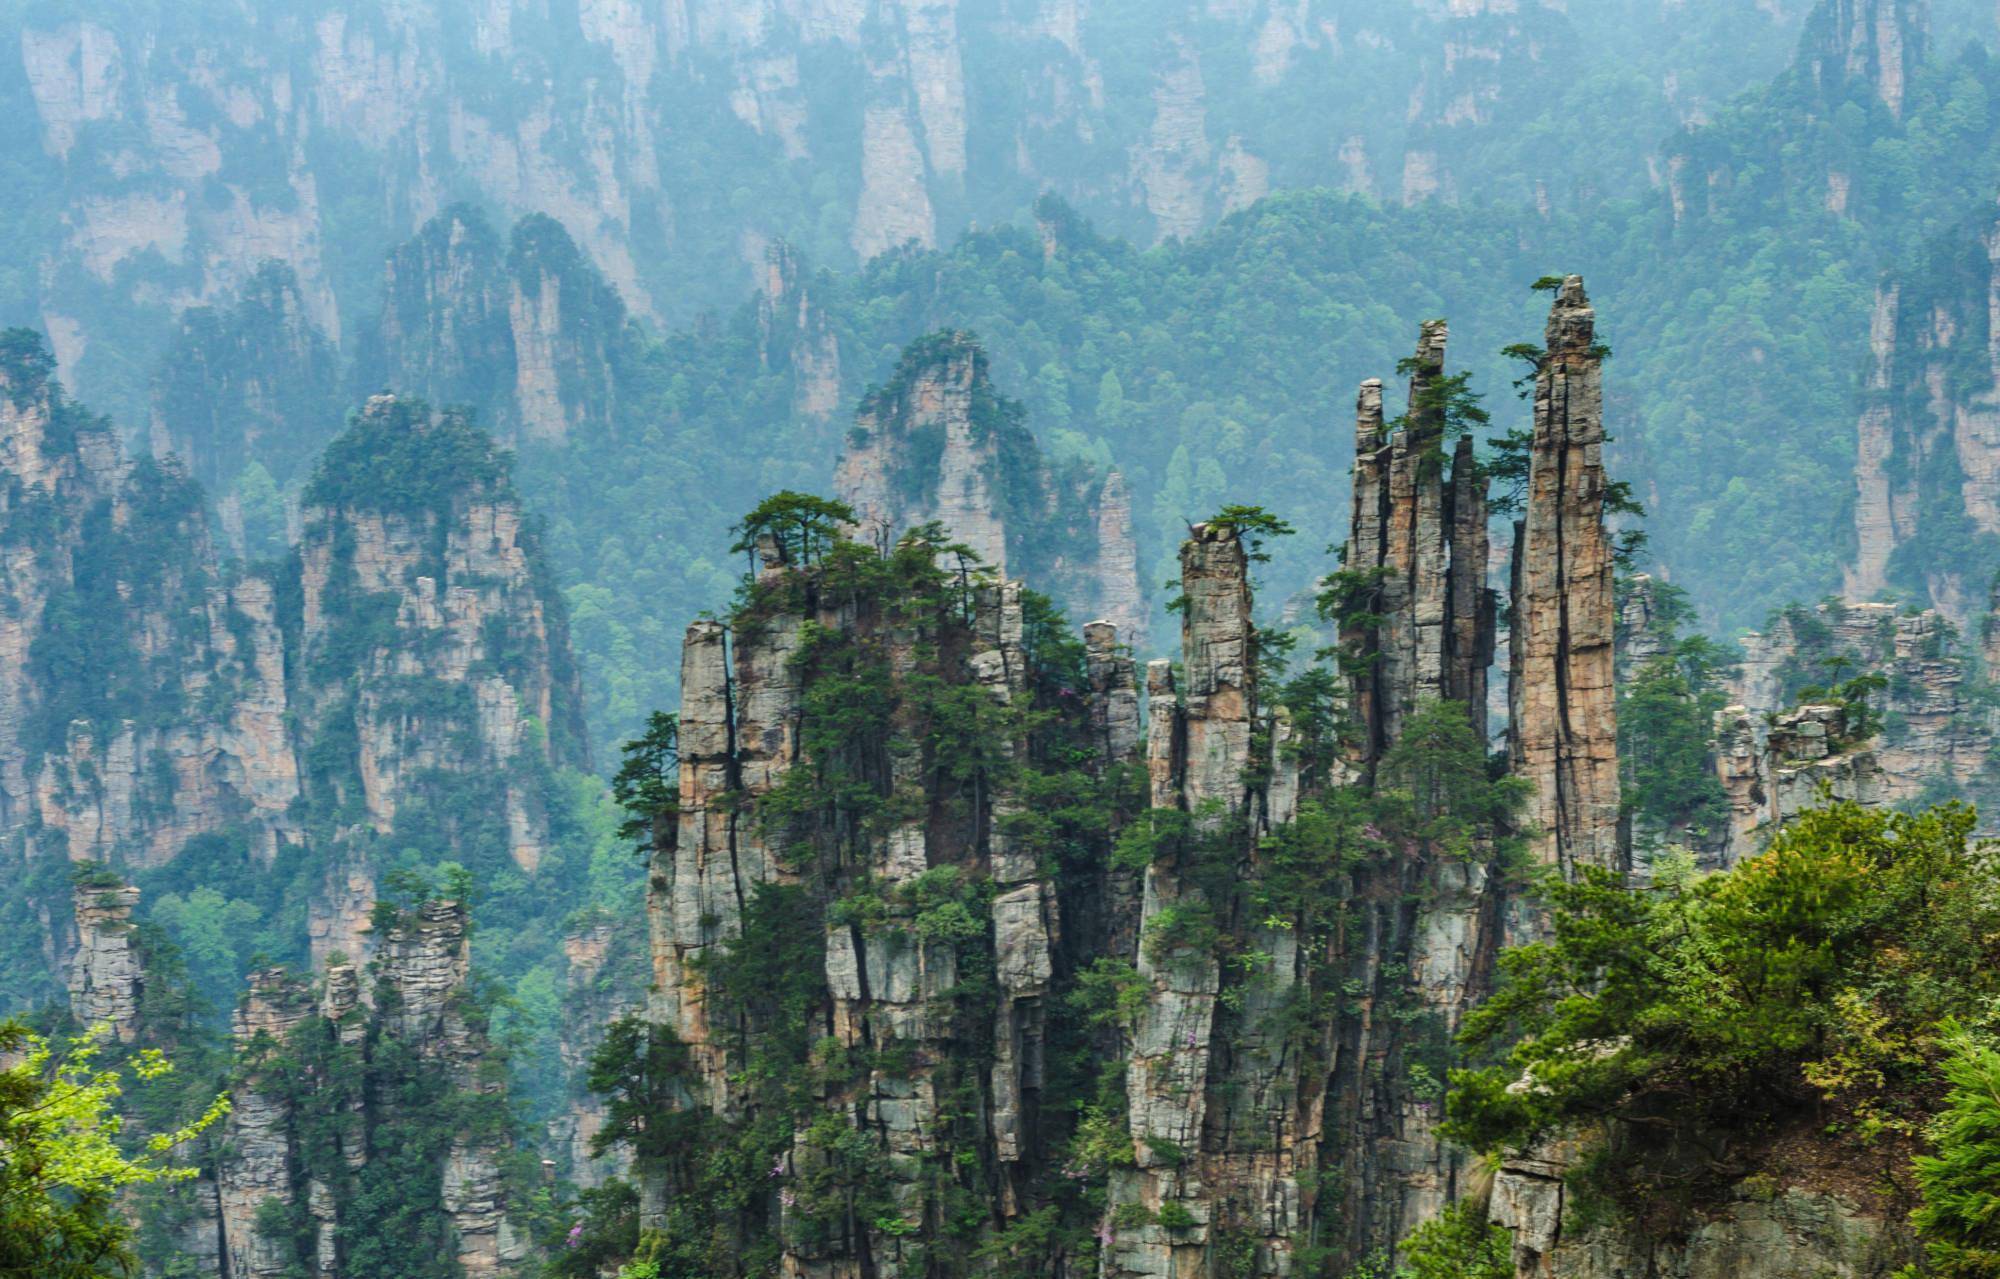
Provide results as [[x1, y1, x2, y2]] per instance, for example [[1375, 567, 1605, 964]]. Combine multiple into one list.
[[1374, 701, 1530, 862], [729, 491, 856, 568], [1911, 1022, 2000, 1278], [612, 711, 679, 847], [586, 1018, 701, 1167], [1450, 800, 2000, 1220], [303, 396, 509, 519], [1394, 1202, 1513, 1279], [0, 1021, 228, 1279], [1202, 504, 1296, 564]]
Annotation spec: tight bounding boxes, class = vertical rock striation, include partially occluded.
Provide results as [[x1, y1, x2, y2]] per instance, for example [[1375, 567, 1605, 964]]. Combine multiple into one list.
[[1508, 277, 1622, 879], [1797, 0, 1928, 118], [217, 969, 315, 1279], [1839, 208, 2000, 621], [834, 331, 1147, 649], [1719, 597, 2000, 863], [1345, 323, 1497, 774], [642, 518, 1130, 1277], [67, 878, 143, 1040], [0, 333, 304, 1009], [295, 393, 588, 963], [356, 206, 622, 448]]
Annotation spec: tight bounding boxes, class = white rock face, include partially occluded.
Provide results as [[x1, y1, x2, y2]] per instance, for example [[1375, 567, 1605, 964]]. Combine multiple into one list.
[[67, 883, 142, 1041]]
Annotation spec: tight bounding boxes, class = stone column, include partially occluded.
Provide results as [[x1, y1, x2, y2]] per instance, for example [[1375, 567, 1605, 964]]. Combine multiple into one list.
[[1507, 276, 1622, 879]]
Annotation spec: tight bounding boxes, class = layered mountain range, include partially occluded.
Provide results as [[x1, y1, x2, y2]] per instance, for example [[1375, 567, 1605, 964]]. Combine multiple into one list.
[[9, 1, 2000, 1278]]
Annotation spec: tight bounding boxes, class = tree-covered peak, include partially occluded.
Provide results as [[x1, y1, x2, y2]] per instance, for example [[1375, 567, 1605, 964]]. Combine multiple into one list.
[[0, 328, 59, 409], [859, 330, 993, 413], [303, 394, 512, 520]]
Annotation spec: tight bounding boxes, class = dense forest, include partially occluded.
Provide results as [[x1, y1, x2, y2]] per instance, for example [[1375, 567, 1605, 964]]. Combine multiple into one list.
[[8, 2, 2000, 1279]]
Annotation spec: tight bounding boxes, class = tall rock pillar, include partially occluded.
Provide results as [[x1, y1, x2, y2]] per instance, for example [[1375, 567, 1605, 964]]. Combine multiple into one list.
[[1346, 325, 1496, 774], [1507, 276, 1623, 879], [68, 879, 143, 1042]]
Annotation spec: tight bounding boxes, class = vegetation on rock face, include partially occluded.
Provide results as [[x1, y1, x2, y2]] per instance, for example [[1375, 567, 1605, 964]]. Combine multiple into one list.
[[1450, 799, 2000, 1230], [303, 397, 512, 521], [0, 1019, 227, 1278]]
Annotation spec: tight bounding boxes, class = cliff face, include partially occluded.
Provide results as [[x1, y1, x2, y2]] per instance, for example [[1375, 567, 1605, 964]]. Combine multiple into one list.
[[1345, 322, 1497, 769], [1796, 0, 1928, 118], [644, 526, 1115, 1276], [1719, 597, 2000, 861], [355, 207, 623, 448], [835, 331, 1148, 650], [213, 902, 527, 1279], [0, 339, 590, 1053], [1508, 278, 1622, 879], [1840, 208, 2000, 619], [67, 879, 144, 1041], [0, 332, 302, 906], [295, 394, 589, 964], [15, 1, 1808, 426]]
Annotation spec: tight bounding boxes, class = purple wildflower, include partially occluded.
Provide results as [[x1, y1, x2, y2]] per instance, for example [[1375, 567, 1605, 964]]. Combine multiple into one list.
[[565, 1223, 583, 1249]]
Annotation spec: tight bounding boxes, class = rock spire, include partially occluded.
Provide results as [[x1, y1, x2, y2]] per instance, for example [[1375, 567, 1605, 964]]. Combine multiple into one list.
[[1345, 322, 1497, 773], [1507, 276, 1622, 879]]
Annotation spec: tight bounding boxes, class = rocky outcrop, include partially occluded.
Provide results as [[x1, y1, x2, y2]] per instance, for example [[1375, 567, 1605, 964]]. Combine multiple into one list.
[[643, 522, 1118, 1275], [1508, 277, 1622, 879], [376, 899, 529, 1279], [835, 331, 1147, 649], [1715, 702, 1889, 866], [356, 207, 622, 448], [1106, 522, 1305, 1279], [1797, 0, 1928, 118], [0, 335, 590, 1060], [1495, 1170, 1915, 1279], [1839, 208, 2000, 619], [217, 969, 316, 1279], [67, 878, 143, 1041], [0, 333, 304, 894], [1726, 598, 2000, 847], [551, 913, 642, 1187], [210, 905, 525, 1279], [1616, 573, 1675, 683], [757, 241, 842, 421], [295, 395, 589, 964], [1345, 323, 1498, 772], [1843, 286, 1905, 601]]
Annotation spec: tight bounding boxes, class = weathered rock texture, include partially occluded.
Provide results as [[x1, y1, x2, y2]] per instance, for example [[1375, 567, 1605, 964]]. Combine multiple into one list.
[[1345, 323, 1497, 772], [295, 395, 588, 966], [355, 207, 622, 448], [1493, 1173, 1916, 1279], [1508, 277, 1622, 879], [67, 879, 144, 1041], [0, 334, 303, 934], [835, 331, 1147, 649], [643, 526, 1126, 1278], [1714, 702, 1889, 866], [0, 341, 587, 1029], [1797, 0, 1928, 118], [1839, 208, 2000, 620], [1328, 321, 1520, 1265], [757, 241, 842, 421], [1721, 598, 2000, 862], [17, 0, 1787, 424], [551, 911, 644, 1188], [217, 969, 316, 1279], [213, 905, 526, 1279]]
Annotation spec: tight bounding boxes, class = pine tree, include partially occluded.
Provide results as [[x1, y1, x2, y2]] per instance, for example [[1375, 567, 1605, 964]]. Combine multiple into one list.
[[1913, 1022, 2000, 1278]]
